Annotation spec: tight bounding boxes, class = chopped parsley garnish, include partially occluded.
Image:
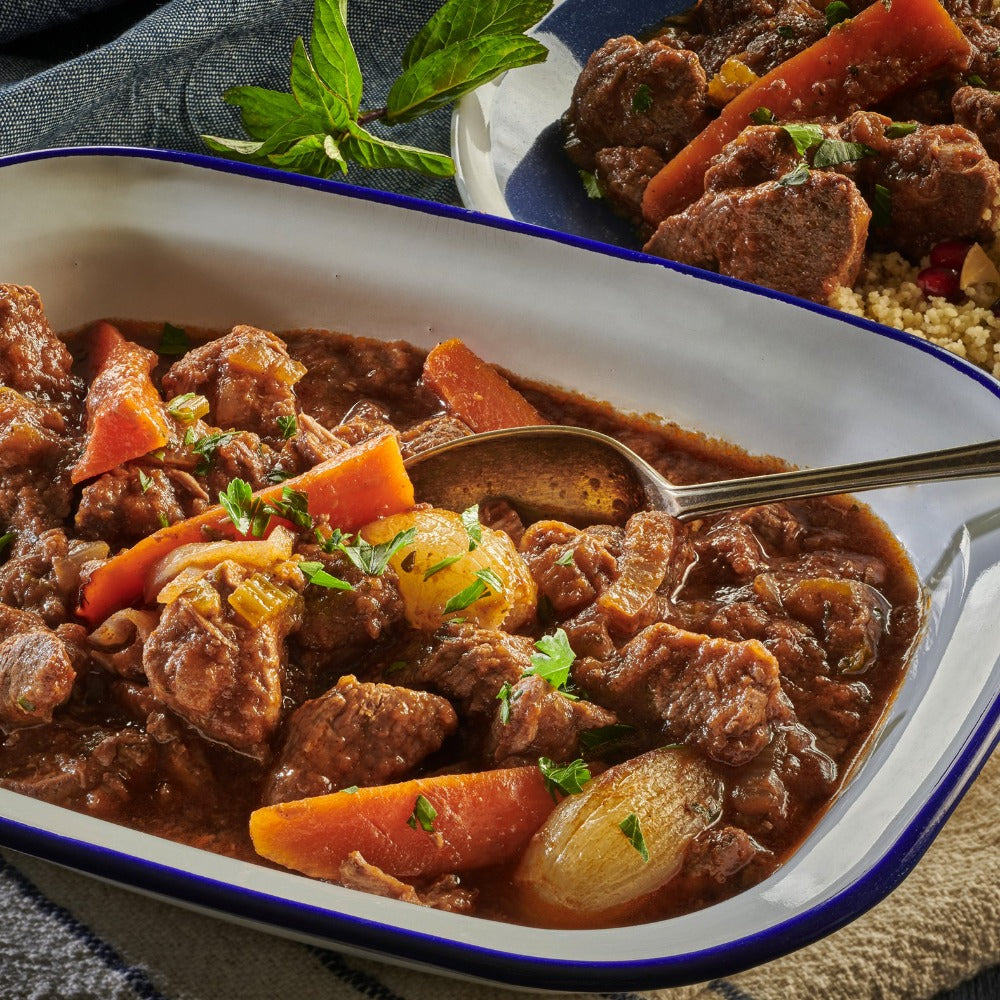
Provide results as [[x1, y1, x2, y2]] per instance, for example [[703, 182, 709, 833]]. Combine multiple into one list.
[[811, 138, 875, 169], [885, 121, 918, 139], [497, 680, 517, 723], [749, 106, 776, 125], [579, 722, 635, 753], [632, 83, 653, 114], [423, 554, 464, 579], [158, 513, 171, 529], [341, 785, 360, 794], [460, 504, 482, 550], [332, 527, 416, 576], [781, 123, 825, 156], [0, 531, 14, 557], [191, 430, 239, 474], [407, 793, 437, 833], [968, 73, 988, 88], [579, 170, 603, 200], [825, 1, 852, 30], [266, 467, 293, 484], [137, 470, 154, 494], [777, 162, 811, 187], [618, 812, 649, 862], [219, 478, 271, 537], [298, 560, 353, 590], [776, 24, 795, 39], [872, 182, 892, 227], [158, 322, 191, 356], [167, 392, 209, 422], [444, 566, 504, 613], [554, 548, 576, 567], [525, 628, 576, 690], [277, 414, 298, 439], [267, 486, 313, 530], [538, 757, 591, 800]]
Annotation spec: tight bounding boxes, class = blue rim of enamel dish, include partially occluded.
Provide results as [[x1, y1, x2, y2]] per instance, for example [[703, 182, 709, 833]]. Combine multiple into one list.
[[0, 145, 998, 993]]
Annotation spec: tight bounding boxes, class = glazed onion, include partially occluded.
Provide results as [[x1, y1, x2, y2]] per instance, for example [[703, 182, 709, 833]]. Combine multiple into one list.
[[146, 524, 296, 603], [361, 508, 536, 630], [515, 746, 722, 924]]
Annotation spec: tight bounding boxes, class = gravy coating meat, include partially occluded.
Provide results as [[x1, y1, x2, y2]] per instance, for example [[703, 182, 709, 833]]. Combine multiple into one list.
[[567, 0, 1000, 304], [0, 284, 922, 928]]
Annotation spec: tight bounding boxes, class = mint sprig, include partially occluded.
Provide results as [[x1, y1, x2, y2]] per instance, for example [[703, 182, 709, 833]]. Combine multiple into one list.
[[203, 0, 552, 180]]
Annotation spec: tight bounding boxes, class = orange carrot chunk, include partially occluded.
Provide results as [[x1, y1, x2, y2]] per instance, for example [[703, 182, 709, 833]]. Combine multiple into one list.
[[250, 766, 556, 880], [422, 338, 546, 432], [76, 432, 414, 626], [642, 0, 973, 224], [70, 322, 172, 485]]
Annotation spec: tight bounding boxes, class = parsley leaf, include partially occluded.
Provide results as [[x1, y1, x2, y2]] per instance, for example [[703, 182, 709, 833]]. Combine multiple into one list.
[[277, 414, 298, 439], [811, 139, 875, 168], [749, 106, 775, 125], [497, 679, 516, 723], [407, 793, 438, 832], [781, 123, 825, 156], [266, 487, 313, 530], [777, 162, 811, 187], [137, 470, 154, 494], [526, 628, 575, 690], [579, 170, 602, 200], [460, 504, 481, 550], [158, 322, 190, 356], [335, 527, 416, 576], [191, 430, 239, 474], [538, 757, 591, 800], [578, 722, 635, 753], [299, 560, 354, 590], [219, 479, 270, 537], [423, 554, 464, 579], [632, 83, 653, 114], [825, 1, 852, 30], [554, 548, 575, 566], [0, 531, 13, 558], [444, 566, 504, 613], [619, 812, 649, 862], [203, 0, 552, 180]]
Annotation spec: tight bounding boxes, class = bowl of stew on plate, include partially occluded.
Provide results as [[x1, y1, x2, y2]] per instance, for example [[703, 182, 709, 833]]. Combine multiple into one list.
[[0, 148, 998, 992], [453, 0, 1000, 381]]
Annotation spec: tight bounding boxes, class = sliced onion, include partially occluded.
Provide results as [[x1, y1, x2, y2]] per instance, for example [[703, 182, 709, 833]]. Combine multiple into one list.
[[145, 524, 296, 603], [515, 746, 722, 925]]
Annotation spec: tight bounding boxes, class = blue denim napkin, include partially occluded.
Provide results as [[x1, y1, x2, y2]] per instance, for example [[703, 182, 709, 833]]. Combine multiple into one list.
[[0, 0, 459, 205]]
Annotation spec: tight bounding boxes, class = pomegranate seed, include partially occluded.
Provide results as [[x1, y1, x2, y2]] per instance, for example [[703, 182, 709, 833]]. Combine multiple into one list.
[[928, 239, 972, 270], [916, 265, 961, 300]]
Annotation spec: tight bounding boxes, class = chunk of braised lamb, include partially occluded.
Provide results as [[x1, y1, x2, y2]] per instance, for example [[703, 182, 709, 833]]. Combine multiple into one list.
[[0, 284, 82, 420], [338, 852, 477, 914], [644, 169, 871, 303], [292, 545, 405, 679], [326, 399, 395, 447], [408, 622, 535, 718], [682, 824, 760, 886], [519, 520, 621, 618], [0, 529, 106, 626], [0, 723, 157, 816], [952, 85, 1000, 161], [841, 112, 1000, 258], [487, 673, 617, 767], [0, 605, 78, 726], [145, 709, 220, 801], [560, 604, 617, 661], [477, 498, 525, 548], [200, 428, 278, 495], [263, 675, 458, 805], [75, 466, 194, 550], [593, 146, 667, 227], [701, 125, 802, 193], [691, 515, 769, 584], [575, 622, 792, 766], [398, 413, 472, 459], [142, 561, 302, 760], [780, 548, 888, 588], [160, 326, 305, 444], [565, 36, 709, 172], [691, 0, 825, 78], [276, 411, 348, 475]]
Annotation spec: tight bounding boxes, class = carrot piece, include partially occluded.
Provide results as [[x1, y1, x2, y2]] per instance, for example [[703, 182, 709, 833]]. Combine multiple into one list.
[[250, 766, 556, 880], [641, 0, 973, 223], [422, 338, 546, 432], [75, 432, 414, 626], [70, 322, 172, 484]]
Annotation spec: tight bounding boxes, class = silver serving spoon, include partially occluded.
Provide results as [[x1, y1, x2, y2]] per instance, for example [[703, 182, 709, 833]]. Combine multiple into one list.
[[404, 424, 1000, 527]]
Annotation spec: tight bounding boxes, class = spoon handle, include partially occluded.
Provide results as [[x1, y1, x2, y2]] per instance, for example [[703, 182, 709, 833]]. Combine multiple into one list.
[[666, 439, 1000, 520]]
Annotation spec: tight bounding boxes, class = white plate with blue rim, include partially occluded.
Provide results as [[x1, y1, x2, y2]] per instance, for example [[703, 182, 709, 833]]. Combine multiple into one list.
[[0, 147, 998, 992], [451, 0, 692, 245]]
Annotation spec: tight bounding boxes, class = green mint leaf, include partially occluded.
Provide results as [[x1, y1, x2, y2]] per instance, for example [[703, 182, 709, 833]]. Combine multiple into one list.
[[137, 470, 154, 495], [619, 812, 649, 862], [778, 162, 811, 187], [0, 531, 13, 558], [407, 793, 437, 832], [444, 566, 502, 613], [341, 121, 455, 178], [158, 322, 190, 356], [781, 123, 825, 156], [526, 627, 575, 690], [872, 182, 892, 227], [268, 134, 348, 178], [554, 548, 575, 566], [201, 135, 268, 158], [749, 106, 775, 125], [578, 722, 635, 753], [811, 139, 876, 168], [632, 83, 653, 114], [403, 0, 553, 70], [825, 1, 852, 30], [385, 35, 548, 124], [885, 121, 918, 139], [538, 757, 591, 800], [424, 554, 464, 579], [579, 170, 602, 199], [310, 0, 363, 115], [299, 560, 354, 590], [290, 36, 352, 132], [221, 86, 305, 142], [460, 504, 481, 550]]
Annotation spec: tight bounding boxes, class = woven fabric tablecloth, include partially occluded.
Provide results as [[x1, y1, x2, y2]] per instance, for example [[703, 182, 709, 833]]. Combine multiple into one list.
[[0, 3, 998, 998]]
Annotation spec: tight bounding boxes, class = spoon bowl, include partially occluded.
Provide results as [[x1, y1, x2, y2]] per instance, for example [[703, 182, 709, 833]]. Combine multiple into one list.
[[404, 424, 1000, 526]]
